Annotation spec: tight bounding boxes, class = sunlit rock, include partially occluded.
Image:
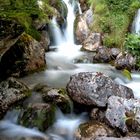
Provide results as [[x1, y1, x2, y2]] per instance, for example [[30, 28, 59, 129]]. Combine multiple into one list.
[[67, 72, 134, 107], [74, 15, 90, 44], [82, 33, 102, 52]]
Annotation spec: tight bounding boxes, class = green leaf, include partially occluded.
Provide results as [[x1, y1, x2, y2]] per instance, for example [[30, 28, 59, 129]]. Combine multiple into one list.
[[122, 69, 132, 80]]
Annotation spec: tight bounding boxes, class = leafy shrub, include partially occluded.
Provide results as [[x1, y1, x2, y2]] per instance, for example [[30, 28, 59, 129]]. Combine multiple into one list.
[[124, 34, 140, 67], [88, 0, 140, 48]]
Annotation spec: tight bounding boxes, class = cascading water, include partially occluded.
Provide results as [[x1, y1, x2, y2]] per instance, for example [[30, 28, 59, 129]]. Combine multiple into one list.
[[15, 0, 140, 140], [132, 9, 140, 35]]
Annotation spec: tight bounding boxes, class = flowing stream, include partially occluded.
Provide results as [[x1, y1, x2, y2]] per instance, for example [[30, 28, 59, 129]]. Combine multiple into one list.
[[1, 0, 140, 140]]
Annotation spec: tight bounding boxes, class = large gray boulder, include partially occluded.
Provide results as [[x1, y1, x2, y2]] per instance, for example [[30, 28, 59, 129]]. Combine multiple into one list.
[[105, 96, 140, 133], [67, 72, 134, 107], [0, 77, 30, 117]]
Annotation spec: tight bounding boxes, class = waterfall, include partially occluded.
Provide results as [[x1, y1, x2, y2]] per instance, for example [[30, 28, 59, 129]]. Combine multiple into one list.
[[49, 17, 64, 46], [132, 9, 140, 35]]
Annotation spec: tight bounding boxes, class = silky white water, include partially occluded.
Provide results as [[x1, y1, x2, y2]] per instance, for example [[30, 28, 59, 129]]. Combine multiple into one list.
[[132, 8, 140, 35]]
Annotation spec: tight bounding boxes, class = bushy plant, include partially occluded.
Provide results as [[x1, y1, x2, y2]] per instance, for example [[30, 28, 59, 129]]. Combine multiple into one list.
[[88, 0, 140, 48], [124, 34, 140, 67]]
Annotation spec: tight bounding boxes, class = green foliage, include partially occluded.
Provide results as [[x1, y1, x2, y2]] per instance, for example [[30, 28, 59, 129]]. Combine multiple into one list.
[[88, 0, 140, 48], [0, 0, 55, 40], [124, 34, 140, 67]]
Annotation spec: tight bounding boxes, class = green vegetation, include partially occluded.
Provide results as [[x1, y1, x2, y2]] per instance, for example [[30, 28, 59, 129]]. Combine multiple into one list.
[[88, 0, 140, 48], [0, 0, 59, 40], [124, 34, 140, 68]]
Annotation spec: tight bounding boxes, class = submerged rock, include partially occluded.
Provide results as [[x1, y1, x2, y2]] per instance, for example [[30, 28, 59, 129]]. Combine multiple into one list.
[[34, 84, 72, 113], [75, 121, 115, 140], [0, 33, 46, 79], [19, 103, 55, 131], [82, 33, 102, 52], [0, 77, 30, 118], [67, 72, 134, 107]]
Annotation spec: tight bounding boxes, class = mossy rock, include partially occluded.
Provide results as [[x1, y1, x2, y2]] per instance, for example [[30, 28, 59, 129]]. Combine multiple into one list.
[[18, 103, 55, 131], [34, 84, 72, 113]]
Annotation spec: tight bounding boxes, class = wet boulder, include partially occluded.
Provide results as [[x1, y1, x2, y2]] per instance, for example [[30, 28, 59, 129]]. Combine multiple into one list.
[[0, 33, 46, 79], [105, 96, 140, 133], [34, 84, 72, 113], [0, 77, 30, 117], [82, 33, 102, 52], [93, 46, 111, 63], [67, 72, 134, 107], [115, 52, 136, 70], [74, 15, 90, 44], [75, 121, 115, 140], [19, 103, 55, 131]]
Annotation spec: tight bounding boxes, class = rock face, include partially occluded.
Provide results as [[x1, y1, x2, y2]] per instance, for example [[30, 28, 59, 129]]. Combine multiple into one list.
[[67, 72, 134, 107], [19, 103, 55, 131], [82, 33, 102, 52], [0, 33, 46, 78], [115, 52, 136, 70], [0, 77, 30, 117], [75, 121, 115, 140], [74, 15, 90, 44], [40, 31, 50, 51], [105, 96, 140, 133], [0, 18, 24, 50]]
